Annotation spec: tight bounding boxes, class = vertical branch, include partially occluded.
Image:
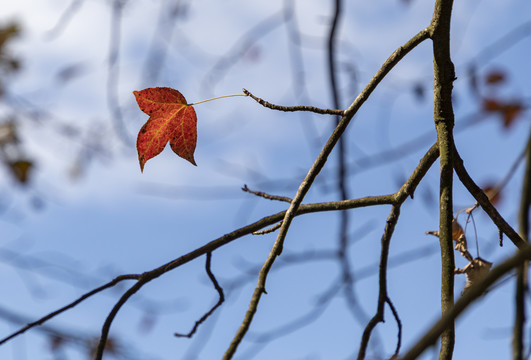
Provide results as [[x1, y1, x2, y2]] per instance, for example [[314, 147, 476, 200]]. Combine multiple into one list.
[[513, 133, 531, 359], [429, 1, 456, 359]]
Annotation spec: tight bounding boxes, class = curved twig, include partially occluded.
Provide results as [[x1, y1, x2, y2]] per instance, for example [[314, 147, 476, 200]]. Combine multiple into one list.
[[386, 296, 402, 359], [174, 252, 224, 338]]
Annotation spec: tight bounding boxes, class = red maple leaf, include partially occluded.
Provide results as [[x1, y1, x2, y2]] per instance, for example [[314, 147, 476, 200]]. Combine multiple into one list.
[[134, 87, 197, 172]]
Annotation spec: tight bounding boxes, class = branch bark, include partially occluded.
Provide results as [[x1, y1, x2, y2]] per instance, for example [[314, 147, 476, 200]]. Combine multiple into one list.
[[429, 1, 456, 358]]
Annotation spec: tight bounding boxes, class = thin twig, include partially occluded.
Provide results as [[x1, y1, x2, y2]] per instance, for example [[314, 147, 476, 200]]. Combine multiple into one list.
[[242, 184, 292, 203], [243, 88, 345, 116], [174, 252, 224, 338], [0, 274, 140, 345], [253, 222, 282, 235], [386, 296, 402, 359]]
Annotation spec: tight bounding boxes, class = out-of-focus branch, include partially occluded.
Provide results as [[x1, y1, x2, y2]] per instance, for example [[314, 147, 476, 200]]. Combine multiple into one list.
[[107, 0, 132, 145], [325, 0, 368, 330], [45, 0, 85, 39]]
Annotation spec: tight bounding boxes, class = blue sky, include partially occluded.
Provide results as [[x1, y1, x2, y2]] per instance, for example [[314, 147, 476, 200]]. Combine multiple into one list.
[[0, 0, 530, 359]]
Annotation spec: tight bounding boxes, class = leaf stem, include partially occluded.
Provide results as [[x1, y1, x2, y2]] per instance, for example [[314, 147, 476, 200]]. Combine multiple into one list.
[[188, 93, 248, 106]]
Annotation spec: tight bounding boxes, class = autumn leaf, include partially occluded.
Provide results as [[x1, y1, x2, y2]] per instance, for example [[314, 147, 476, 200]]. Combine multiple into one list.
[[482, 97, 524, 129], [134, 87, 197, 172], [481, 183, 502, 206], [484, 69, 506, 85]]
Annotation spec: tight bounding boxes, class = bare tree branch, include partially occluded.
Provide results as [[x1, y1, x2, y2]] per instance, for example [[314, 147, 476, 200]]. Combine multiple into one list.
[[223, 27, 431, 360]]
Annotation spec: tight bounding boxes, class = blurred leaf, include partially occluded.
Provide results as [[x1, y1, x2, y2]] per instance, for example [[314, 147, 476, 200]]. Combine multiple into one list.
[[481, 97, 524, 129], [452, 219, 464, 241], [0, 22, 20, 49], [90, 336, 118, 358], [482, 183, 502, 206], [0, 121, 17, 144], [484, 69, 506, 85], [8, 159, 33, 184], [482, 98, 502, 112]]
